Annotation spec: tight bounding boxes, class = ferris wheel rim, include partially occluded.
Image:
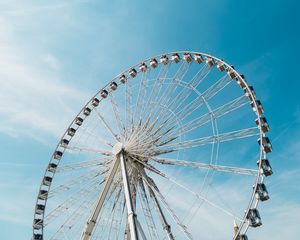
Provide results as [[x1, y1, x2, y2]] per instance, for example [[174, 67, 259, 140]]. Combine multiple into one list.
[[32, 51, 271, 240]]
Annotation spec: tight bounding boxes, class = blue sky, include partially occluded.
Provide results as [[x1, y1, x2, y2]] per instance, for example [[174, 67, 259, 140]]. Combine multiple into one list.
[[0, 0, 299, 239]]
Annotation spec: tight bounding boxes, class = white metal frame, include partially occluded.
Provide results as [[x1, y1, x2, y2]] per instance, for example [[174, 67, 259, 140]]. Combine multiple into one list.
[[33, 51, 271, 240]]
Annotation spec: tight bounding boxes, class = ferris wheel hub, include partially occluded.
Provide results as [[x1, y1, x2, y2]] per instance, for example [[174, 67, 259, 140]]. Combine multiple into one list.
[[112, 142, 124, 155]]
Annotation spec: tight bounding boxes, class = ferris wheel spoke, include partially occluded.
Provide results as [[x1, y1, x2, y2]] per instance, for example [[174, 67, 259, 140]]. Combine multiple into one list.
[[130, 107, 179, 151], [144, 63, 170, 114], [165, 64, 211, 115], [156, 127, 259, 153], [57, 158, 112, 173], [89, 188, 121, 240], [44, 180, 101, 226], [116, 200, 126, 240], [133, 70, 149, 125], [150, 157, 258, 176], [108, 93, 126, 141], [177, 95, 248, 135], [127, 112, 165, 148], [94, 108, 120, 142], [135, 158, 244, 221], [65, 145, 112, 156], [127, 158, 174, 239], [136, 219, 148, 240], [127, 116, 174, 152], [126, 117, 152, 147], [129, 64, 170, 142], [128, 126, 258, 156], [107, 174, 123, 203], [127, 113, 177, 152], [48, 168, 108, 198], [147, 183, 175, 240], [49, 187, 98, 240], [55, 202, 94, 239], [203, 74, 232, 100], [105, 185, 124, 239], [157, 170, 242, 221], [139, 74, 230, 145], [125, 76, 133, 140], [211, 95, 249, 119], [131, 64, 170, 138], [150, 72, 209, 134], [151, 62, 191, 121], [145, 64, 209, 133], [157, 95, 250, 145], [44, 177, 104, 226], [128, 156, 166, 180], [129, 157, 244, 226], [141, 172, 193, 240], [78, 126, 114, 147], [137, 178, 160, 239], [141, 74, 190, 138], [45, 184, 101, 227], [47, 170, 100, 198], [173, 75, 232, 125], [142, 162, 243, 222]]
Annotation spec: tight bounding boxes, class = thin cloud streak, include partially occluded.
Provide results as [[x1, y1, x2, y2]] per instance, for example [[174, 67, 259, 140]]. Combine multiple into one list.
[[0, 17, 89, 142], [0, 1, 92, 16]]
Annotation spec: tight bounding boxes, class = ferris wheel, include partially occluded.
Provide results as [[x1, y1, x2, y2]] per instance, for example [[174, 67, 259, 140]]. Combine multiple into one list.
[[33, 51, 273, 240]]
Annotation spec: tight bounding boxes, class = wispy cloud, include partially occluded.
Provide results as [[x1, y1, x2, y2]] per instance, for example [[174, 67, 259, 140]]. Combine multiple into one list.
[[0, 1, 298, 240], [0, 1, 91, 16], [0, 16, 89, 143]]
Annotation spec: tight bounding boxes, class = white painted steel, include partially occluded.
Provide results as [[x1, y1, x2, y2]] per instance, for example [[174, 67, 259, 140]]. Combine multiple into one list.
[[33, 51, 271, 240], [81, 158, 120, 240], [119, 151, 139, 240]]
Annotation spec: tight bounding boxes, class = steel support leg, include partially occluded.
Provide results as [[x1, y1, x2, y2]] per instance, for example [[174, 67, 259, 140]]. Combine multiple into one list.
[[140, 170, 175, 240], [149, 185, 175, 240], [81, 158, 120, 240], [119, 151, 139, 240]]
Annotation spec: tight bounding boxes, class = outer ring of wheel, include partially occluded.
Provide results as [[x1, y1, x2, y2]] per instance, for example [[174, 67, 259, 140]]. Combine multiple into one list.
[[33, 51, 267, 240]]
